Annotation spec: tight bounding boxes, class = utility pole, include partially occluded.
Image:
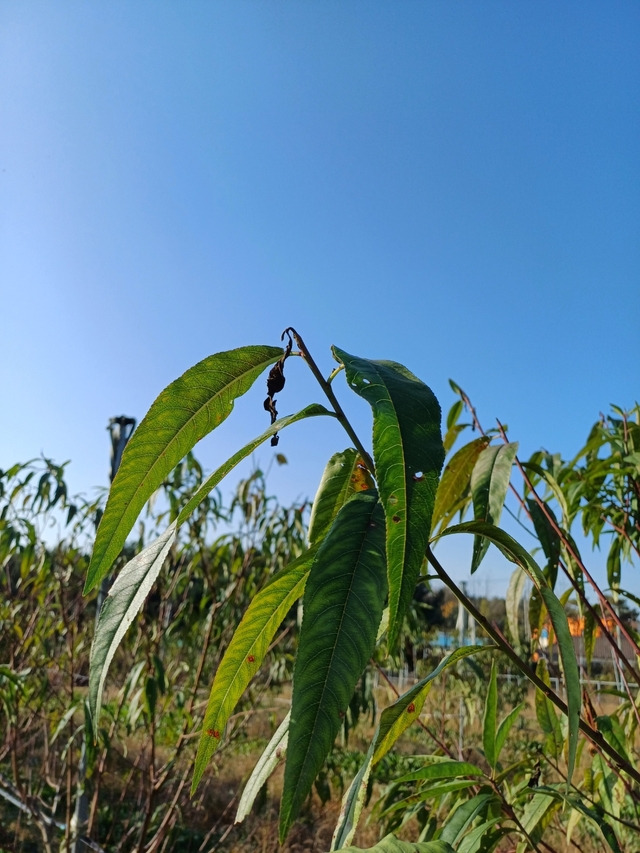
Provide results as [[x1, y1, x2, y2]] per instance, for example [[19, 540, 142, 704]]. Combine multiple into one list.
[[70, 416, 136, 853]]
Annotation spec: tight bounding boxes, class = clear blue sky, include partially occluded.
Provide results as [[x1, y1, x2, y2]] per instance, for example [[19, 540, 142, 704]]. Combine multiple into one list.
[[1, 3, 638, 594]]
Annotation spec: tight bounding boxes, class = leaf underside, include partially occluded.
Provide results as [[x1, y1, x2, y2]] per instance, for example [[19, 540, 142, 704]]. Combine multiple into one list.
[[89, 521, 177, 725]]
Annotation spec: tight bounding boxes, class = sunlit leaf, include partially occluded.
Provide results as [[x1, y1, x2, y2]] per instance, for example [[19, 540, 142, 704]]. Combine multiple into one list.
[[89, 522, 177, 725], [308, 448, 375, 546], [334, 835, 455, 853], [236, 712, 289, 824], [178, 403, 333, 524], [483, 660, 498, 771], [440, 793, 497, 845], [280, 492, 387, 841], [86, 345, 283, 592], [440, 521, 580, 785], [192, 546, 317, 793], [332, 646, 489, 850], [333, 347, 444, 646], [431, 437, 490, 535]]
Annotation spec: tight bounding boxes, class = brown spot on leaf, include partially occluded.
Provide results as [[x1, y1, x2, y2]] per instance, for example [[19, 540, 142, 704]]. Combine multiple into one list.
[[407, 703, 416, 713]]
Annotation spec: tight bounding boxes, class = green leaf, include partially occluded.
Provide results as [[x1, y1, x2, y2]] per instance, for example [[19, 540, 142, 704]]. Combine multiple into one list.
[[178, 403, 333, 524], [606, 539, 621, 594], [89, 521, 177, 725], [518, 791, 559, 843], [506, 567, 528, 644], [483, 661, 498, 771], [280, 492, 387, 841], [470, 443, 518, 572], [236, 712, 289, 824], [494, 702, 524, 765], [431, 437, 490, 535], [395, 761, 484, 784], [86, 345, 283, 592], [308, 448, 375, 546], [526, 498, 560, 588], [332, 646, 489, 850], [535, 658, 563, 760], [192, 545, 317, 793], [333, 347, 444, 646], [456, 818, 503, 853], [440, 521, 580, 785], [335, 835, 455, 853], [440, 793, 496, 845], [533, 785, 623, 853], [373, 646, 490, 765]]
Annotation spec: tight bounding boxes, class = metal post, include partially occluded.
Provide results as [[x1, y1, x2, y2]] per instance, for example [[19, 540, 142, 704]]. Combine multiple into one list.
[[70, 416, 135, 853]]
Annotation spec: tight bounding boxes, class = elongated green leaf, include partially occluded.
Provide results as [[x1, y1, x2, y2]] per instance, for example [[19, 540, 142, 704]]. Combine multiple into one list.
[[308, 449, 375, 546], [456, 818, 503, 853], [396, 761, 484, 784], [373, 645, 491, 765], [192, 546, 317, 793], [380, 781, 481, 816], [470, 442, 518, 572], [431, 437, 490, 535], [606, 539, 621, 594], [440, 793, 496, 845], [280, 492, 387, 841], [333, 347, 444, 646], [335, 836, 454, 853], [519, 792, 559, 843], [86, 345, 283, 592], [535, 659, 563, 760], [483, 661, 498, 771], [178, 403, 333, 524], [332, 645, 489, 850], [494, 702, 524, 765], [533, 785, 623, 853], [236, 712, 289, 824], [89, 522, 177, 725], [506, 567, 528, 644], [526, 498, 560, 588], [440, 520, 580, 785]]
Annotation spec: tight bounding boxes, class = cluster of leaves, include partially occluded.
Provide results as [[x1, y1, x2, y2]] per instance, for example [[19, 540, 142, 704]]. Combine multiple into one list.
[[0, 455, 308, 852], [81, 330, 640, 851]]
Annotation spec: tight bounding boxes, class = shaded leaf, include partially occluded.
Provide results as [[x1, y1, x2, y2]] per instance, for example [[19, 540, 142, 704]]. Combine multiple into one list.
[[280, 492, 387, 841], [333, 347, 444, 646], [89, 522, 177, 725], [192, 546, 317, 792], [86, 345, 283, 592], [470, 443, 518, 572], [526, 498, 560, 588]]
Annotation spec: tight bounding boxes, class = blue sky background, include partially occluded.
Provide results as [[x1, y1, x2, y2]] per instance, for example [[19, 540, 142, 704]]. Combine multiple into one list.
[[1, 2, 638, 596]]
